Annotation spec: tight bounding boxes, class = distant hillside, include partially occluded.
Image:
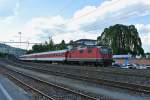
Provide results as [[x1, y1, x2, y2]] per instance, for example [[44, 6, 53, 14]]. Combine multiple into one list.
[[97, 24, 144, 56], [0, 43, 26, 57]]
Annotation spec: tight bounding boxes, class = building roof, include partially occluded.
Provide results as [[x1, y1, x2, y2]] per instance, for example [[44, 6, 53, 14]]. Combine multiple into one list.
[[20, 49, 68, 57], [113, 55, 132, 59], [74, 39, 96, 42]]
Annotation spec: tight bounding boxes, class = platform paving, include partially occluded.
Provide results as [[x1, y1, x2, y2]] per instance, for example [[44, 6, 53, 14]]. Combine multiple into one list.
[[0, 75, 30, 100]]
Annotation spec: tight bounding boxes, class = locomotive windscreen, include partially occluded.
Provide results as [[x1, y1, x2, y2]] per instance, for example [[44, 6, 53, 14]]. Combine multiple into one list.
[[100, 47, 112, 54]]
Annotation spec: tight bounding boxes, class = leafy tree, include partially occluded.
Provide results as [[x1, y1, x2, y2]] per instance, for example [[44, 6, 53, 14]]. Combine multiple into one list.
[[144, 52, 150, 57], [48, 39, 54, 51], [57, 40, 67, 50], [26, 50, 33, 54], [97, 24, 144, 56], [146, 52, 150, 55], [29, 39, 68, 53], [32, 42, 50, 53]]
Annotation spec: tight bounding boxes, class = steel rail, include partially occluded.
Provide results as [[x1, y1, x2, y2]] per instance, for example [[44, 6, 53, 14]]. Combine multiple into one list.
[[7, 73, 55, 100], [6, 67, 97, 100], [29, 67, 150, 94]]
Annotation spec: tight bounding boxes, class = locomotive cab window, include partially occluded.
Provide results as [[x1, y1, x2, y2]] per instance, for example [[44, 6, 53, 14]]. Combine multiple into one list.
[[100, 47, 112, 54]]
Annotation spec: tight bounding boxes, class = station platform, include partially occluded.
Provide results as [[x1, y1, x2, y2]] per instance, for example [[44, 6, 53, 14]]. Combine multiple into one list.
[[0, 75, 29, 100]]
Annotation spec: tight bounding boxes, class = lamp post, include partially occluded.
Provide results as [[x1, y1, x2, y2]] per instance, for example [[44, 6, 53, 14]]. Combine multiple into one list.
[[18, 32, 21, 48], [26, 40, 29, 51], [10, 40, 14, 55]]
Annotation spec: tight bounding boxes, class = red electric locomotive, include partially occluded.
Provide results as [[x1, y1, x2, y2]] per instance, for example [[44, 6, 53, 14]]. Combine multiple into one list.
[[67, 46, 113, 66]]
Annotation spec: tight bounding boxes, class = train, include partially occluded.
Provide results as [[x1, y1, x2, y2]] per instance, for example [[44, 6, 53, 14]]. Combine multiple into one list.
[[19, 45, 113, 66]]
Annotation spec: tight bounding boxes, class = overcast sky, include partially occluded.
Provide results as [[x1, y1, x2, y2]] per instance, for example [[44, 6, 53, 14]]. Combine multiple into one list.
[[0, 0, 150, 52]]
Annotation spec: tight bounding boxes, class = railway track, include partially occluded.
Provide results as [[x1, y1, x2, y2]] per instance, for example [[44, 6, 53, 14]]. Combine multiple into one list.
[[5, 59, 150, 85], [6, 68, 97, 100], [4, 60, 150, 95], [10, 59, 150, 78], [7, 73, 55, 100]]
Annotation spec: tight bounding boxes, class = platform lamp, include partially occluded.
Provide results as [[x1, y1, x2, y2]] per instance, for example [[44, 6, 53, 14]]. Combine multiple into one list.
[[18, 32, 21, 48]]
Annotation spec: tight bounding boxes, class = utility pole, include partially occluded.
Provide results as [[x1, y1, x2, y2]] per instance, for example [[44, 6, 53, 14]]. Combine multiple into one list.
[[18, 32, 21, 48], [26, 41, 29, 51], [49, 36, 52, 44]]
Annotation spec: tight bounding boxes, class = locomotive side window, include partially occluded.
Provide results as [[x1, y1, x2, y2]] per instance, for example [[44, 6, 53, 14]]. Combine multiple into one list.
[[88, 49, 92, 53], [79, 50, 83, 54]]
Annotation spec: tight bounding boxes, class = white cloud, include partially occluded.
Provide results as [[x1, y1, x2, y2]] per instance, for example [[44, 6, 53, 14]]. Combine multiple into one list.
[[19, 0, 150, 51], [22, 15, 100, 44], [52, 31, 99, 43], [67, 0, 150, 30], [0, 0, 21, 48], [136, 24, 150, 52], [23, 16, 67, 42], [136, 24, 150, 34]]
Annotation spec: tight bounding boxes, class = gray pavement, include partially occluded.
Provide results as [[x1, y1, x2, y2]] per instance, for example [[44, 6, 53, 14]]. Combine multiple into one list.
[[0, 75, 30, 100], [1, 61, 150, 100]]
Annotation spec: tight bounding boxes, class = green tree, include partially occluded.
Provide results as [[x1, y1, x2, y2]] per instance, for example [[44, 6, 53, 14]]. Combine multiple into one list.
[[58, 40, 67, 50], [48, 39, 54, 51], [97, 24, 144, 56], [28, 39, 68, 54]]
